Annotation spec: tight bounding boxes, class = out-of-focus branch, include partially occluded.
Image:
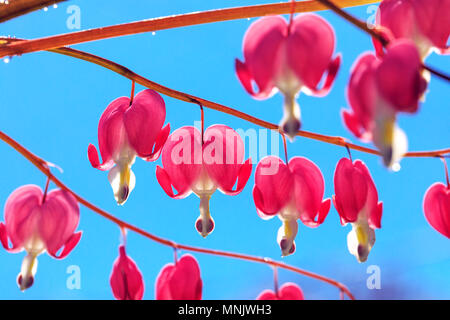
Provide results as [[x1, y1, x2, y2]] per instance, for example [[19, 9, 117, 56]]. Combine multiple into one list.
[[0, 0, 380, 57], [0, 0, 67, 23]]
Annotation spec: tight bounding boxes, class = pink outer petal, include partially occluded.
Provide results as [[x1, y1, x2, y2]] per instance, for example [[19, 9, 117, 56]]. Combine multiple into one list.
[[156, 166, 192, 199], [377, 0, 416, 41], [256, 289, 277, 300], [257, 283, 304, 300], [142, 123, 171, 162], [159, 126, 203, 197], [0, 223, 21, 253], [253, 156, 293, 216], [289, 157, 329, 227], [342, 109, 370, 141], [87, 144, 114, 171], [287, 14, 336, 91], [219, 159, 252, 196], [4, 185, 43, 251], [353, 160, 383, 229], [50, 232, 82, 259], [307, 55, 341, 97], [237, 16, 286, 99], [375, 40, 427, 113], [155, 254, 203, 300], [39, 189, 81, 258], [411, 0, 450, 51], [110, 245, 144, 300], [333, 158, 369, 224], [90, 96, 130, 170], [278, 283, 305, 300], [124, 89, 167, 158], [203, 125, 249, 194], [345, 53, 379, 140], [423, 183, 450, 238]]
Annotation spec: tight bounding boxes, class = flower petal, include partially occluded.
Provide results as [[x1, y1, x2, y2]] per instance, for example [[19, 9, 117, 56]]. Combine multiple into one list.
[[156, 254, 202, 300], [203, 125, 247, 194], [142, 123, 171, 162], [92, 96, 130, 169], [159, 126, 202, 197], [110, 245, 144, 300], [237, 16, 286, 99], [4, 185, 43, 250], [124, 89, 167, 158], [39, 189, 80, 257], [423, 183, 450, 238], [333, 158, 368, 224], [287, 14, 336, 91], [289, 157, 329, 227], [253, 156, 293, 216]]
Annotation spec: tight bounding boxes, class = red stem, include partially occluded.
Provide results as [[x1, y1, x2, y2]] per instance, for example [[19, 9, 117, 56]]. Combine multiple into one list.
[[280, 130, 289, 165], [440, 157, 450, 188], [41, 176, 50, 203], [0, 129, 355, 300]]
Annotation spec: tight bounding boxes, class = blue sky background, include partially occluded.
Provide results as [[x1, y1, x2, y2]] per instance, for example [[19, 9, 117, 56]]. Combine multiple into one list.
[[0, 0, 449, 300]]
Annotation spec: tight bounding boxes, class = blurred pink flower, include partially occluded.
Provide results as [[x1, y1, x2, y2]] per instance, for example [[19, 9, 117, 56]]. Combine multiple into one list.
[[342, 40, 427, 168], [377, 0, 450, 58]]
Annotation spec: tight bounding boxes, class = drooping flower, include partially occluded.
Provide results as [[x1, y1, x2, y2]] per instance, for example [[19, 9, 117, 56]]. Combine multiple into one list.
[[110, 245, 144, 300], [257, 282, 304, 300], [376, 0, 450, 59], [0, 185, 81, 290], [88, 89, 170, 205], [156, 125, 252, 237], [155, 254, 202, 300], [333, 158, 383, 263], [235, 14, 340, 138], [253, 156, 330, 256], [342, 40, 427, 168], [423, 183, 450, 238]]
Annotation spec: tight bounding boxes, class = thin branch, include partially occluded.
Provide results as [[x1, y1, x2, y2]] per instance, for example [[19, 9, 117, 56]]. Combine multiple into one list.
[[0, 129, 355, 300], [315, 0, 450, 82], [2, 38, 446, 159], [0, 0, 67, 23], [0, 0, 380, 57]]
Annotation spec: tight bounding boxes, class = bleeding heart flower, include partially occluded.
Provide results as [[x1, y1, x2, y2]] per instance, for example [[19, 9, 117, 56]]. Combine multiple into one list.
[[156, 125, 252, 237], [333, 158, 383, 263], [423, 183, 450, 238], [253, 156, 330, 256], [0, 185, 81, 290], [155, 254, 202, 300], [235, 14, 340, 138], [110, 245, 144, 300], [88, 89, 170, 205], [257, 282, 304, 300], [342, 39, 427, 168], [377, 0, 450, 59]]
